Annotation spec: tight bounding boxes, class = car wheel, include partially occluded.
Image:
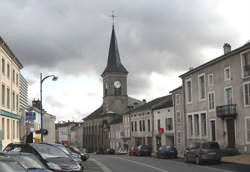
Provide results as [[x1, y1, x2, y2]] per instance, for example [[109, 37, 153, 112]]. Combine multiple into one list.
[[184, 155, 189, 163], [195, 156, 201, 165]]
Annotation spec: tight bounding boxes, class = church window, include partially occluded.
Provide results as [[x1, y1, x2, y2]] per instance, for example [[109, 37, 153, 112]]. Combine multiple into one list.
[[139, 120, 142, 131], [143, 120, 145, 131], [131, 122, 134, 132], [114, 87, 122, 96], [104, 83, 108, 96], [135, 121, 137, 132]]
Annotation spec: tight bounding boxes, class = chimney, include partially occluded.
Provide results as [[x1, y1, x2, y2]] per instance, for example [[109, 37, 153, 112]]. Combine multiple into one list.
[[223, 43, 231, 54], [189, 67, 193, 71]]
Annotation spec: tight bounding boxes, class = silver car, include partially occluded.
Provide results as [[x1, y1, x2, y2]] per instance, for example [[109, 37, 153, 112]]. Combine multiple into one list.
[[184, 142, 221, 165]]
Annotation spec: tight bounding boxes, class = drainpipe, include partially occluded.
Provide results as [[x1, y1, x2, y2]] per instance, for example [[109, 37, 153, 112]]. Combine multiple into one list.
[[151, 109, 154, 152], [173, 94, 177, 147], [182, 79, 187, 148]]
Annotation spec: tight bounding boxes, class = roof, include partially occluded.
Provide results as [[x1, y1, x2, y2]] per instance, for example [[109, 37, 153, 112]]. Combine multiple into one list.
[[152, 95, 173, 110], [0, 36, 23, 69], [179, 42, 250, 78], [130, 95, 172, 113], [169, 86, 182, 93], [83, 106, 103, 120], [102, 26, 128, 76]]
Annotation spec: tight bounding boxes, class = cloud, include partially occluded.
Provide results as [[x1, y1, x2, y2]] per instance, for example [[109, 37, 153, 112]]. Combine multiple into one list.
[[0, 0, 246, 120]]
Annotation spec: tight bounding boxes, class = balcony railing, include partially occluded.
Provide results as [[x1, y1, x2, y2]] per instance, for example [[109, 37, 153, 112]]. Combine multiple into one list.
[[216, 104, 237, 119]]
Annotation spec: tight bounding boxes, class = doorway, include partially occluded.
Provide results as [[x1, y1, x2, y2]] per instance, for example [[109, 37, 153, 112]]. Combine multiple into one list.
[[226, 119, 235, 148]]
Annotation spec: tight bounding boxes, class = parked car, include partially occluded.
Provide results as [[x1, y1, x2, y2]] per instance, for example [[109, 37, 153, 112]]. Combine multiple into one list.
[[135, 145, 152, 156], [67, 146, 89, 161], [156, 145, 178, 159], [47, 143, 84, 170], [129, 147, 136, 156], [105, 148, 115, 154], [184, 142, 221, 165], [4, 143, 83, 172], [0, 152, 52, 172]]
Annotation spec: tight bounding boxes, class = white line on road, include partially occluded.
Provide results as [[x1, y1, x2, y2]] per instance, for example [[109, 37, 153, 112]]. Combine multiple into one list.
[[109, 156, 169, 172], [89, 158, 112, 172]]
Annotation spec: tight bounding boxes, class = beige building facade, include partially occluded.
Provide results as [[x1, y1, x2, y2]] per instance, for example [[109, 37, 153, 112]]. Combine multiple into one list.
[[180, 43, 250, 153], [0, 36, 23, 150]]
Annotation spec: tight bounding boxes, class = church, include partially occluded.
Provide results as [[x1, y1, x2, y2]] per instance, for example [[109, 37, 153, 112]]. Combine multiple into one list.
[[82, 24, 142, 152]]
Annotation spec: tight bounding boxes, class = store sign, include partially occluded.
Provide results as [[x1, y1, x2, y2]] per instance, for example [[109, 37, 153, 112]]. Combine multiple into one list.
[[26, 112, 36, 120]]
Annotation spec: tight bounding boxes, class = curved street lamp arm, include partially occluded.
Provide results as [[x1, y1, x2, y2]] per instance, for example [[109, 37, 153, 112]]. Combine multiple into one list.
[[41, 75, 56, 83]]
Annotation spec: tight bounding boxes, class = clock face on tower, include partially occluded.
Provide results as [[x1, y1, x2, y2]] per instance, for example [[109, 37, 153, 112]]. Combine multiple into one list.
[[114, 81, 121, 88]]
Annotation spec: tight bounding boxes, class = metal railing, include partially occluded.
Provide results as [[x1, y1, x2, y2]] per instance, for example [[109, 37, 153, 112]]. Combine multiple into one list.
[[216, 104, 237, 119]]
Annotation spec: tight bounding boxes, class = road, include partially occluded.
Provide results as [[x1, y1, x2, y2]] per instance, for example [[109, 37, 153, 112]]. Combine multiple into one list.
[[83, 154, 250, 172]]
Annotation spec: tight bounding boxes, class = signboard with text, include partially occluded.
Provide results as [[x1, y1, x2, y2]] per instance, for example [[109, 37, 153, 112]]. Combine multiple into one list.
[[26, 112, 36, 120]]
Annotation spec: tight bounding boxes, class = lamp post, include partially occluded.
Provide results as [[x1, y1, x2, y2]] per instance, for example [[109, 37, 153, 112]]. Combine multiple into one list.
[[40, 73, 58, 143]]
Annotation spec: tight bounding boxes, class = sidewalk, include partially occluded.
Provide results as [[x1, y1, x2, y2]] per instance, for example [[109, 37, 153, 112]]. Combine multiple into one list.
[[222, 154, 250, 165]]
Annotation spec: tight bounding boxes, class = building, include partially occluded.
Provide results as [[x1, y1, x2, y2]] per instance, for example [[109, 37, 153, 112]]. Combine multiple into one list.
[[152, 95, 173, 152], [0, 36, 23, 150], [56, 121, 79, 145], [82, 25, 141, 152], [179, 42, 250, 153], [109, 117, 124, 152], [170, 86, 186, 155], [19, 74, 29, 140], [43, 112, 56, 143], [130, 96, 171, 150], [70, 123, 83, 148]]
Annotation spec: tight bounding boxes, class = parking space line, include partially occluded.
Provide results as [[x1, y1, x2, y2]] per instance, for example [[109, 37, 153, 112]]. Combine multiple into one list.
[[90, 158, 112, 172]]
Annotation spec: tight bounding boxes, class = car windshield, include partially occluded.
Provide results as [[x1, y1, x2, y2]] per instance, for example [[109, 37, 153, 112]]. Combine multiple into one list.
[[201, 142, 220, 149], [13, 154, 46, 169], [71, 146, 80, 152], [0, 161, 26, 172], [31, 144, 69, 159], [56, 145, 71, 155]]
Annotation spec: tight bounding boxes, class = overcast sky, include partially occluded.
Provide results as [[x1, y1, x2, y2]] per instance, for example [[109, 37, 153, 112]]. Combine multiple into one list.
[[0, 0, 249, 121]]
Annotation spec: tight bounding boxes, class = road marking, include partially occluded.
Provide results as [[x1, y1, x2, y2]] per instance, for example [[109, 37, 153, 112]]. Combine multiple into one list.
[[109, 156, 169, 172], [89, 158, 112, 172]]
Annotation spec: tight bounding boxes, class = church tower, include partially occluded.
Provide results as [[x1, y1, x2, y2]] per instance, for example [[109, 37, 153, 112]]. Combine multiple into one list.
[[101, 25, 128, 114]]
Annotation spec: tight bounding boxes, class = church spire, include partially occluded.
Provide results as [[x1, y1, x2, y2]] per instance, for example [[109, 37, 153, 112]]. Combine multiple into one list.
[[102, 22, 128, 76]]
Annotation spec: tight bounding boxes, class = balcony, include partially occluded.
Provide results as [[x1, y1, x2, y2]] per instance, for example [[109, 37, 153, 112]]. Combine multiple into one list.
[[216, 104, 237, 119]]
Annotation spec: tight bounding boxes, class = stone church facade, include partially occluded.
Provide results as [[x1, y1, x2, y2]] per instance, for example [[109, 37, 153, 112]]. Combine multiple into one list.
[[82, 25, 141, 152]]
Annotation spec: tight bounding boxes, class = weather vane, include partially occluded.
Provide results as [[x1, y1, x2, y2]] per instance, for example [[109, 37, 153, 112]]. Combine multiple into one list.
[[110, 10, 116, 26]]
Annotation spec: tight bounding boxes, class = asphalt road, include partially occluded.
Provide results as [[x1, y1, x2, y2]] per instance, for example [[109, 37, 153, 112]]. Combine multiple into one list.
[[83, 154, 250, 172]]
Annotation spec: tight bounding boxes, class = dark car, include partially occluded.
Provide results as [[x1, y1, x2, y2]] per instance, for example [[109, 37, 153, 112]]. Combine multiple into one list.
[[4, 143, 83, 172], [129, 147, 136, 156], [184, 142, 221, 165], [135, 145, 152, 156], [156, 146, 178, 159], [67, 146, 89, 161], [0, 152, 52, 172], [105, 148, 115, 154]]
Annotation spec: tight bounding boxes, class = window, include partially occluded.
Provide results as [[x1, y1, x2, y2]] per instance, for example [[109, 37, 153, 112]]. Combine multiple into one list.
[[201, 113, 207, 136], [241, 51, 250, 77], [194, 114, 199, 136], [208, 92, 215, 110], [12, 69, 15, 83], [16, 73, 19, 86], [7, 88, 10, 108], [12, 92, 15, 110], [176, 111, 181, 123], [131, 122, 134, 132], [166, 118, 173, 131], [198, 74, 206, 100], [208, 73, 213, 86], [2, 85, 5, 106], [175, 94, 180, 105], [2, 118, 5, 139], [148, 120, 150, 132], [7, 64, 10, 78], [7, 119, 10, 139], [188, 115, 193, 137], [243, 82, 250, 106], [245, 117, 250, 144], [2, 58, 5, 74], [225, 87, 233, 105], [135, 121, 137, 132], [114, 87, 121, 96], [104, 83, 108, 96], [139, 120, 142, 131], [13, 120, 15, 139], [186, 79, 192, 103], [224, 66, 231, 81], [142, 120, 145, 131], [177, 132, 181, 144], [16, 94, 19, 111]]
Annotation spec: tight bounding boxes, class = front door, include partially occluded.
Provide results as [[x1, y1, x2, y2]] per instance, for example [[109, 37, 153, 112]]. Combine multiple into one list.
[[227, 119, 235, 148]]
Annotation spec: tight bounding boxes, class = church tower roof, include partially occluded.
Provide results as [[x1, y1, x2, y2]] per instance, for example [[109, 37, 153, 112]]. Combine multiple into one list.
[[102, 26, 128, 76]]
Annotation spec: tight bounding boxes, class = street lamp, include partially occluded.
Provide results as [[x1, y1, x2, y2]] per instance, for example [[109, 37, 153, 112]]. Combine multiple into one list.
[[40, 73, 58, 143]]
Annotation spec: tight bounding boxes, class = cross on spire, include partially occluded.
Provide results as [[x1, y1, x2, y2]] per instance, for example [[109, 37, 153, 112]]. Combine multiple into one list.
[[110, 10, 116, 26]]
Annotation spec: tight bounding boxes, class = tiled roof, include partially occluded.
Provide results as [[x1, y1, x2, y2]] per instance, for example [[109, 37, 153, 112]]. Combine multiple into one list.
[[152, 95, 173, 110]]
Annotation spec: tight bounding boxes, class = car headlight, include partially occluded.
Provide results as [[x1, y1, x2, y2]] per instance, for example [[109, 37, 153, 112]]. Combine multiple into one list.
[[47, 162, 62, 171]]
